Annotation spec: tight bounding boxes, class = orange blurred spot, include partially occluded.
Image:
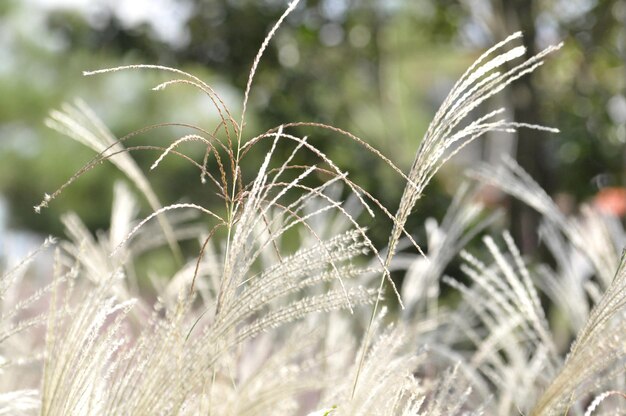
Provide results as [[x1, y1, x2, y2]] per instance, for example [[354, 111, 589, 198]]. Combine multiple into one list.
[[593, 187, 626, 217]]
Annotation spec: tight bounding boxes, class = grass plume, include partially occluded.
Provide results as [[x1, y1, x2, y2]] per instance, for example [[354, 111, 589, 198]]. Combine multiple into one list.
[[2, 4, 625, 415]]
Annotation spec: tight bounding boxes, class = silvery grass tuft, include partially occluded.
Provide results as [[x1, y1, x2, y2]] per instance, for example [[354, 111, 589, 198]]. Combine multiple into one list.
[[2, 1, 626, 414]]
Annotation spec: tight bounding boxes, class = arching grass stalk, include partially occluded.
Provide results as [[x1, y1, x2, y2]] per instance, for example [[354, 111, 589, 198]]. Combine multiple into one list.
[[222, 0, 302, 308], [350, 32, 562, 398]]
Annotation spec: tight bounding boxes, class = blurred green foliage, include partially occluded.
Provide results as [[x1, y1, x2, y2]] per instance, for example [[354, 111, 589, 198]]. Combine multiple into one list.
[[0, 0, 624, 253]]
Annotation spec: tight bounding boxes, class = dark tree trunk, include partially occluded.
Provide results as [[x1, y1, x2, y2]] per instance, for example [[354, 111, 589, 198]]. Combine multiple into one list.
[[497, 0, 555, 254]]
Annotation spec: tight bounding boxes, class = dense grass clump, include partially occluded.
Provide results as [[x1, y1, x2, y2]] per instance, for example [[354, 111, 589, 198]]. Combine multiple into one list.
[[2, 2, 626, 415]]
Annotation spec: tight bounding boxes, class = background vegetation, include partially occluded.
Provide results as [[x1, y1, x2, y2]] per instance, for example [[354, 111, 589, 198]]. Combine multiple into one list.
[[1, 0, 624, 253]]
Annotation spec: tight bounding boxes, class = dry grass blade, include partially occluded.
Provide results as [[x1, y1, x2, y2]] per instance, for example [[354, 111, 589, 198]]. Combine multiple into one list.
[[239, 0, 301, 144], [1, 237, 58, 350], [401, 183, 500, 319], [353, 32, 562, 398], [470, 156, 619, 286], [38, 100, 183, 264], [387, 34, 562, 267], [443, 233, 560, 414], [1, 237, 56, 298], [532, 251, 626, 415]]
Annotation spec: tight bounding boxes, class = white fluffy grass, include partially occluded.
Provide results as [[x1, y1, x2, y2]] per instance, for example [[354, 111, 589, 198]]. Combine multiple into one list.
[[1, 3, 624, 415]]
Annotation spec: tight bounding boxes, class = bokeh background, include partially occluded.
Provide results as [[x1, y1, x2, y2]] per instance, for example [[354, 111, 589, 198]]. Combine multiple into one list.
[[1, 0, 625, 264]]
